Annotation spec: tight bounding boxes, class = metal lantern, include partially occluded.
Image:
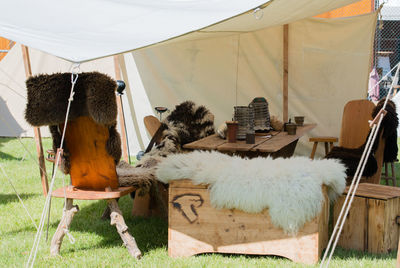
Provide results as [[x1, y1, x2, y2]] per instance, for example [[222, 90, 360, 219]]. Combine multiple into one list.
[[250, 97, 271, 132], [234, 105, 255, 140]]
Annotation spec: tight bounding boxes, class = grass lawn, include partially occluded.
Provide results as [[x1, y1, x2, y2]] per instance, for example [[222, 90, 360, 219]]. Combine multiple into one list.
[[0, 137, 398, 267]]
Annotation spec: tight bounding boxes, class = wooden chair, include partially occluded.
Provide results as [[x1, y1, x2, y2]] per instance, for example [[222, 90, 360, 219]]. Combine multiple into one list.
[[131, 115, 162, 217], [310, 100, 385, 184], [50, 116, 141, 258]]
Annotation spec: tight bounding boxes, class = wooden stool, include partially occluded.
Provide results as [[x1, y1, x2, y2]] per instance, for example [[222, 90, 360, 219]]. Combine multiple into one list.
[[333, 183, 400, 253], [382, 162, 397, 186], [309, 137, 338, 159]]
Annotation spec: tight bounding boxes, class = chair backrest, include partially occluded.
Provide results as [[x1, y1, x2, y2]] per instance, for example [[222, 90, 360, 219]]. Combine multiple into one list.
[[144, 115, 162, 143], [64, 116, 119, 190], [339, 100, 376, 148]]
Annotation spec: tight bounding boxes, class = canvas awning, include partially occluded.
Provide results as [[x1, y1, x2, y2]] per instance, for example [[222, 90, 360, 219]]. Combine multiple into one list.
[[0, 0, 359, 62]]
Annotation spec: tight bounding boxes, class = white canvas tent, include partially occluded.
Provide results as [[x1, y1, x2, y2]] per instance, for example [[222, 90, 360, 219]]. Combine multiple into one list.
[[0, 0, 378, 157]]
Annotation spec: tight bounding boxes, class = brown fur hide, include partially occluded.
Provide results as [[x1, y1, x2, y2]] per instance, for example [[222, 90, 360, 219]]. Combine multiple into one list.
[[326, 99, 398, 177], [25, 72, 121, 171], [118, 101, 215, 190]]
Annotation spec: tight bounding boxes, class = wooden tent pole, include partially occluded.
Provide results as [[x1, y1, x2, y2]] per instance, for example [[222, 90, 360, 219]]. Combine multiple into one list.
[[21, 45, 48, 196], [118, 54, 145, 151], [283, 24, 289, 122], [113, 55, 129, 162]]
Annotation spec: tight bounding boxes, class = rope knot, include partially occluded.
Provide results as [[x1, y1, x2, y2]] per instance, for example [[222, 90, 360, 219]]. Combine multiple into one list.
[[63, 228, 76, 244]]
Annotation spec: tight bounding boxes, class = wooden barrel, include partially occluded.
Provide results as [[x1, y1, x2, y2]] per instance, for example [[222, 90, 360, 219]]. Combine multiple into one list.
[[64, 116, 119, 190]]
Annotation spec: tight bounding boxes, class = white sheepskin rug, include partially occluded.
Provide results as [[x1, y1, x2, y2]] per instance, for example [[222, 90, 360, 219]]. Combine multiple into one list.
[[156, 151, 347, 234]]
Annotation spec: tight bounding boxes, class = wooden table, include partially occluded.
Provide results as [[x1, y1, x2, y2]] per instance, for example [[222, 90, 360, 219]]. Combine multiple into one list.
[[184, 124, 316, 158]]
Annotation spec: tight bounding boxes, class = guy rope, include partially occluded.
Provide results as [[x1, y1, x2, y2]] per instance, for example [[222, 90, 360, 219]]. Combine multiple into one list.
[[26, 63, 80, 268], [321, 62, 400, 267]]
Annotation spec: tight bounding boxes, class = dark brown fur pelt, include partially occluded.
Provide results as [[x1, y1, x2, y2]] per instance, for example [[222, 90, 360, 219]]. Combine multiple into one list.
[[326, 146, 378, 177], [26, 72, 122, 173], [106, 124, 122, 165], [117, 160, 153, 194], [326, 99, 398, 177], [49, 125, 70, 174], [121, 101, 215, 191], [25, 72, 117, 127], [373, 98, 398, 162]]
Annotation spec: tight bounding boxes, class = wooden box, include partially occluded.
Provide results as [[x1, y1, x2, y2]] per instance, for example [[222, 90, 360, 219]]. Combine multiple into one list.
[[168, 179, 329, 264], [333, 183, 400, 253]]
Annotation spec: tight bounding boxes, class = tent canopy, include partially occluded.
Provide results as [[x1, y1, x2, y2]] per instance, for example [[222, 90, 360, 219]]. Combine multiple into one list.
[[0, 0, 377, 158], [1, 0, 359, 62]]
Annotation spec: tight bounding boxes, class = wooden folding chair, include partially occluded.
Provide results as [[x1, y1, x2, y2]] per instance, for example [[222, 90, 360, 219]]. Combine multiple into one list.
[[50, 116, 141, 258]]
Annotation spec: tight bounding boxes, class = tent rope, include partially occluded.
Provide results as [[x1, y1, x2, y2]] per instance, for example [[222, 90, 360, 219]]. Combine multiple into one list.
[[0, 163, 38, 231], [26, 63, 80, 268], [320, 62, 400, 267]]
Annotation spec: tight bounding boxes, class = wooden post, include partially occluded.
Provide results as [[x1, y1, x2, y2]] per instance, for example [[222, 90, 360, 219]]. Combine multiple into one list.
[[118, 54, 145, 151], [21, 45, 48, 196], [283, 24, 289, 123], [114, 55, 129, 162], [397, 231, 400, 268]]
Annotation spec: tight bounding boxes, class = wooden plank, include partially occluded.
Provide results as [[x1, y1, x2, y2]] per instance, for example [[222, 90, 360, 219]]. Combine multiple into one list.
[[21, 45, 48, 196], [397, 230, 400, 268], [333, 195, 366, 251], [217, 135, 271, 152], [309, 137, 338, 143], [318, 186, 330, 257], [144, 115, 161, 138], [170, 179, 207, 189], [384, 198, 400, 254], [52, 186, 135, 200], [283, 24, 289, 122], [343, 183, 400, 200], [339, 100, 375, 148], [253, 124, 316, 153], [168, 181, 328, 264], [113, 55, 129, 162], [65, 116, 119, 190], [368, 198, 386, 253], [183, 134, 227, 150]]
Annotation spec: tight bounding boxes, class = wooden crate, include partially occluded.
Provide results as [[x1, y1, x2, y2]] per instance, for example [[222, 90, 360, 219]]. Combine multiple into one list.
[[333, 183, 400, 253], [169, 179, 329, 264]]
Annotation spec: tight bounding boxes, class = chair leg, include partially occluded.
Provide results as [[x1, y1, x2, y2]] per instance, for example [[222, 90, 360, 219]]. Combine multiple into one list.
[[391, 162, 396, 187], [384, 162, 389, 185], [324, 142, 329, 156], [107, 198, 142, 259], [50, 198, 79, 256], [310, 142, 318, 159], [132, 192, 151, 218], [329, 142, 334, 151]]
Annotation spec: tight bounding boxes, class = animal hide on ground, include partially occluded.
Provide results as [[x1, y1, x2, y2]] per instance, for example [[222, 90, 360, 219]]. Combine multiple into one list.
[[25, 72, 121, 172], [156, 150, 347, 234], [118, 101, 215, 189], [326, 99, 398, 177]]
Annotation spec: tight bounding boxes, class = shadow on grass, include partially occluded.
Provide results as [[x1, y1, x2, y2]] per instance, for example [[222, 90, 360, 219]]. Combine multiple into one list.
[[53, 198, 167, 254], [0, 193, 39, 204]]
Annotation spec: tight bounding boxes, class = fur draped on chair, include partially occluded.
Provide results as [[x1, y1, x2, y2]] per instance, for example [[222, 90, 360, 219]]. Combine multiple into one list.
[[326, 99, 398, 177], [117, 101, 215, 193], [25, 72, 122, 173]]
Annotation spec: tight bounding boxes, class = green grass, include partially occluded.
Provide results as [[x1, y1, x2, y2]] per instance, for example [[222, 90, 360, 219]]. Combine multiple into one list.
[[0, 137, 398, 267]]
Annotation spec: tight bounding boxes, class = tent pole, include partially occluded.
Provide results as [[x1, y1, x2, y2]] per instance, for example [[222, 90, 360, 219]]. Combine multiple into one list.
[[113, 55, 129, 162], [283, 24, 289, 122], [21, 45, 48, 196], [118, 54, 145, 151]]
